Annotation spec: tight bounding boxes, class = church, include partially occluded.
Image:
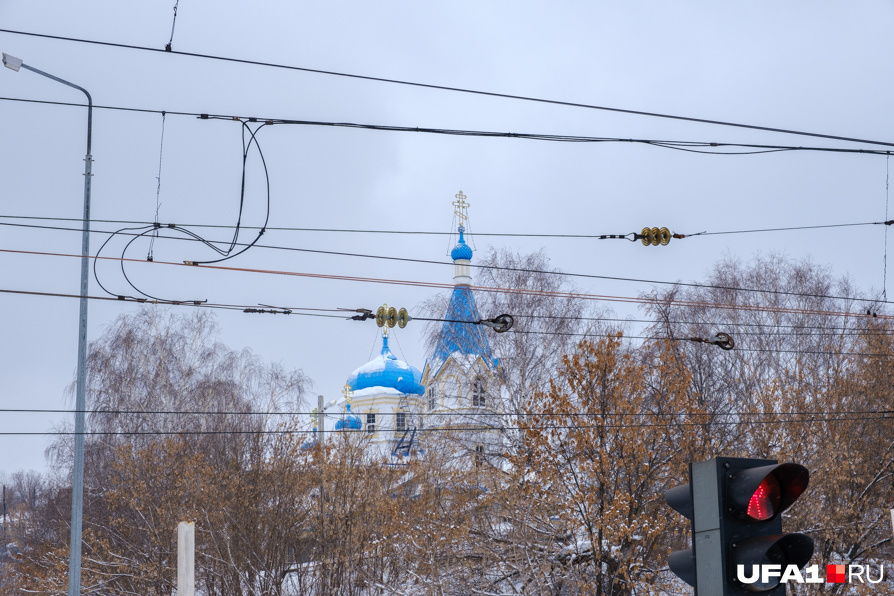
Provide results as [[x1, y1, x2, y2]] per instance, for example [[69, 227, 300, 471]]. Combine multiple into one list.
[[337, 191, 504, 465]]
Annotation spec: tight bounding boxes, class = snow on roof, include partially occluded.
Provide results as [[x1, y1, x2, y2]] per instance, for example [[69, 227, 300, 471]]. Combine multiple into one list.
[[346, 335, 424, 395]]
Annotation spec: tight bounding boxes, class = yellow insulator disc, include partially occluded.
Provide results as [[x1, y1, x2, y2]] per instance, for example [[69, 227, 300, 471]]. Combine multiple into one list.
[[659, 227, 671, 246], [641, 227, 652, 246], [386, 307, 398, 328]]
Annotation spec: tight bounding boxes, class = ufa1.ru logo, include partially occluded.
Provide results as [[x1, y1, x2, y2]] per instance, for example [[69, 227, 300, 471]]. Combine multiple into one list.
[[736, 564, 884, 586]]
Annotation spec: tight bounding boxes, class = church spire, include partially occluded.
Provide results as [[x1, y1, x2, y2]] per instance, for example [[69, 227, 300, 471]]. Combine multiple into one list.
[[450, 191, 473, 285]]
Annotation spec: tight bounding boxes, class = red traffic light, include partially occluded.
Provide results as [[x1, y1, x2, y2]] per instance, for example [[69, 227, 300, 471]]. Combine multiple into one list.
[[747, 475, 781, 521], [730, 463, 809, 521]]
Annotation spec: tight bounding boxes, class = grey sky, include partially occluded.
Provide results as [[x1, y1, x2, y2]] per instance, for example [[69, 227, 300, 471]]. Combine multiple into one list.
[[1, 1, 892, 473]]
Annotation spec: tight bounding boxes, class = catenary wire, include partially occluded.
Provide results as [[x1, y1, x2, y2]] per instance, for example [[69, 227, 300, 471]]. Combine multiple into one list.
[[2, 95, 894, 157], [6, 246, 893, 320], [0, 413, 891, 436], [2, 28, 894, 149], [3, 218, 892, 309], [2, 407, 890, 418], [2, 213, 892, 239], [3, 284, 894, 357]]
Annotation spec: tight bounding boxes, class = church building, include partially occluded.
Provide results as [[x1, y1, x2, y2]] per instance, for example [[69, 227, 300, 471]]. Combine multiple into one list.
[[336, 191, 502, 465]]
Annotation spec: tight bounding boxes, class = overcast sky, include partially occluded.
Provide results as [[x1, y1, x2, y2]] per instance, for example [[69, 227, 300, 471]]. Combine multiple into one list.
[[1, 1, 893, 474]]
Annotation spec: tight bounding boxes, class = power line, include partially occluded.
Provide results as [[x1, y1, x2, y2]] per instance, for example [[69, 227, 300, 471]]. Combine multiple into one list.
[[2, 28, 894, 149], [7, 246, 889, 319], [4, 282, 894, 357], [2, 407, 889, 418], [0, 286, 349, 317], [3, 220, 892, 309], [2, 95, 894, 158], [0, 413, 890, 436], [2, 213, 891, 239]]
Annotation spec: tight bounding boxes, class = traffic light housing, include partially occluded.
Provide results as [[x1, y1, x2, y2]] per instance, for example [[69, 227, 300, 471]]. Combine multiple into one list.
[[665, 457, 814, 595]]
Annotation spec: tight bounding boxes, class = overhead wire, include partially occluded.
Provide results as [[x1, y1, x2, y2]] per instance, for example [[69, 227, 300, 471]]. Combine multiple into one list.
[[3, 406, 891, 418], [5, 245, 893, 322], [0, 411, 891, 437], [93, 119, 271, 301], [3, 218, 892, 309], [6, 284, 894, 355], [2, 213, 892, 238], [2, 95, 894, 157], [7, 246, 892, 320], [2, 28, 894, 149]]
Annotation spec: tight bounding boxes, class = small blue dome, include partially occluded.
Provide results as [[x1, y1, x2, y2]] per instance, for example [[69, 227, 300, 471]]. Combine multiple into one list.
[[334, 416, 362, 431], [335, 404, 363, 431], [346, 335, 425, 395], [451, 226, 473, 261]]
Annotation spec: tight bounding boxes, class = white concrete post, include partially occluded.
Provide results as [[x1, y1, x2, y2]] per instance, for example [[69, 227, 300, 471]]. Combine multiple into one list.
[[177, 521, 195, 596]]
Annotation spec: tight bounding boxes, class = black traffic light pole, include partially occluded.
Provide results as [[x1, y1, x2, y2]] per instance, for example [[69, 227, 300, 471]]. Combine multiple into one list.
[[666, 457, 814, 595]]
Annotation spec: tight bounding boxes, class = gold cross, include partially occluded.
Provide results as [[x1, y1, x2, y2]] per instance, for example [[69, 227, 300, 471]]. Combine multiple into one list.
[[453, 190, 469, 228], [342, 383, 353, 407]]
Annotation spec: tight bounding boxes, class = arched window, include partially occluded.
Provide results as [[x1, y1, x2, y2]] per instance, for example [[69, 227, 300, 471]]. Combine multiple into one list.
[[474, 444, 485, 467], [428, 385, 438, 411], [472, 376, 486, 408]]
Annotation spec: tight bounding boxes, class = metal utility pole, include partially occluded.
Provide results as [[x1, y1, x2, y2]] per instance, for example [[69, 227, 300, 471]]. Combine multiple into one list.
[[177, 522, 195, 596], [2, 53, 93, 596], [318, 394, 325, 447]]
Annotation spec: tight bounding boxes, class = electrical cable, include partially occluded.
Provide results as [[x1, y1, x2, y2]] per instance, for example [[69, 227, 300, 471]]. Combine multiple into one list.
[[885, 155, 890, 302], [9, 246, 892, 320], [148, 111, 166, 261], [2, 28, 894, 149], [4, 213, 892, 238], [3, 281, 894, 357], [165, 0, 179, 52], [6, 245, 893, 321], [0, 286, 349, 317], [4, 219, 892, 309], [0, 412, 890, 436], [2, 95, 894, 157], [92, 119, 270, 301], [2, 407, 890, 418]]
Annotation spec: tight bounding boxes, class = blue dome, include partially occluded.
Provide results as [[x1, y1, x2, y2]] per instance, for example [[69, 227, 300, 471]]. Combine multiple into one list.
[[346, 335, 425, 395], [335, 404, 363, 431], [451, 226, 473, 261], [335, 415, 362, 431]]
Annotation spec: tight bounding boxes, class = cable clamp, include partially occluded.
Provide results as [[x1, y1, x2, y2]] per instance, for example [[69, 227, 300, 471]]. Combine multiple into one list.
[[479, 313, 514, 333], [183, 261, 199, 266], [350, 308, 373, 321]]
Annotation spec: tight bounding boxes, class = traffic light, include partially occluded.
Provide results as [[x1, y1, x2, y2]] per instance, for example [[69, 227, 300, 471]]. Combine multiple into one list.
[[665, 457, 814, 595]]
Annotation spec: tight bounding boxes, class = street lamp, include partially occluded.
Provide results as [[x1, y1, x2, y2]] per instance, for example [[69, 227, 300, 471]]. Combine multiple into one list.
[[3, 52, 93, 596]]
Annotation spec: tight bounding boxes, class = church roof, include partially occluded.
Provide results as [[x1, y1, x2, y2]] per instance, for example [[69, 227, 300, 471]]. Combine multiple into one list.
[[347, 335, 425, 395], [429, 285, 497, 373]]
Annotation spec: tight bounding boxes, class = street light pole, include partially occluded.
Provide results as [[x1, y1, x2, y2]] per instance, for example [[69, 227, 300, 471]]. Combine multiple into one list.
[[3, 53, 93, 596]]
